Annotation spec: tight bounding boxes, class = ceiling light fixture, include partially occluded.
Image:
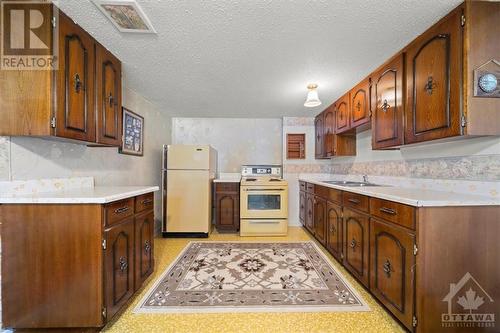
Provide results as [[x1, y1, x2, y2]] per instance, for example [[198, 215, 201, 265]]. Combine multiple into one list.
[[304, 84, 322, 108]]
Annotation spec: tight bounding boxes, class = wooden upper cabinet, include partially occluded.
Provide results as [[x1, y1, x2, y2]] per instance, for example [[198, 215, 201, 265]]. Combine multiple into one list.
[[335, 93, 350, 133], [323, 106, 335, 157], [314, 113, 325, 159], [405, 6, 463, 144], [96, 44, 122, 146], [56, 13, 96, 142], [372, 54, 405, 149], [350, 78, 371, 128]]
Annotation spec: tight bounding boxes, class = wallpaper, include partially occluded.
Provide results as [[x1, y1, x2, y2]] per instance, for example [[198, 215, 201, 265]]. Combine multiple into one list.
[[172, 118, 282, 173], [0, 87, 171, 229]]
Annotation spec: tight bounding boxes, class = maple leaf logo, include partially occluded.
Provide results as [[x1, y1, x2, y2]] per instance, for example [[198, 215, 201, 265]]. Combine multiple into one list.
[[457, 288, 485, 313]]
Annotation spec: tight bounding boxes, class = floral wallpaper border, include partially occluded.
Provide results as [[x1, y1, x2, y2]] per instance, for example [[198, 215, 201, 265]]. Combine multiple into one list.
[[284, 154, 500, 181]]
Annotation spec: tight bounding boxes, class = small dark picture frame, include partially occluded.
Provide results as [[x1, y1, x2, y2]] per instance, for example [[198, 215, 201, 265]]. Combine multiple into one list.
[[120, 107, 144, 156]]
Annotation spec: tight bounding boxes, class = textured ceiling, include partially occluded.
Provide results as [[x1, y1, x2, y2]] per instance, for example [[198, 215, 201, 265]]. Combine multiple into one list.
[[60, 0, 462, 118]]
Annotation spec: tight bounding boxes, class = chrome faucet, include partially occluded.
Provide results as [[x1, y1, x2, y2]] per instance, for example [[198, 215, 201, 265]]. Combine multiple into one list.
[[362, 175, 369, 183]]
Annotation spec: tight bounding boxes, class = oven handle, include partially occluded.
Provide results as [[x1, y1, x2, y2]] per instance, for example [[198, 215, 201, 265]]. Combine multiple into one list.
[[242, 188, 285, 192], [248, 220, 282, 224]]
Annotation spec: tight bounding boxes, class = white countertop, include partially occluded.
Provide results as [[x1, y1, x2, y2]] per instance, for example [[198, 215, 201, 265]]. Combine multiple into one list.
[[0, 186, 159, 204], [214, 173, 241, 183], [299, 176, 500, 207]]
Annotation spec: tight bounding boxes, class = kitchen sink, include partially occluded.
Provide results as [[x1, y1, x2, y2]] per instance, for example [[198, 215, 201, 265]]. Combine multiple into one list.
[[321, 180, 387, 187]]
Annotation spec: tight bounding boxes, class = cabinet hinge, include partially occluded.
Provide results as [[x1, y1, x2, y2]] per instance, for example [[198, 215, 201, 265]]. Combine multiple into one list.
[[50, 117, 56, 128], [102, 307, 107, 319], [102, 239, 107, 250], [413, 244, 418, 256], [51, 16, 56, 28], [461, 14, 465, 27], [461, 115, 467, 127], [412, 316, 418, 327]]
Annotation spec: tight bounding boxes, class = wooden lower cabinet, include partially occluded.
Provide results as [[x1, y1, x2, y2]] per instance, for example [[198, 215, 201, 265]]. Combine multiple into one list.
[[104, 217, 135, 320], [214, 182, 240, 232], [326, 201, 343, 261], [305, 193, 315, 233], [370, 218, 415, 330], [299, 190, 306, 226], [313, 196, 327, 245], [343, 208, 370, 288], [0, 192, 156, 330], [135, 211, 155, 290]]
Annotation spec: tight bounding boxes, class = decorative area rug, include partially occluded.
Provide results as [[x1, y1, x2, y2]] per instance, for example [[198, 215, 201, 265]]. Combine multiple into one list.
[[135, 241, 369, 313]]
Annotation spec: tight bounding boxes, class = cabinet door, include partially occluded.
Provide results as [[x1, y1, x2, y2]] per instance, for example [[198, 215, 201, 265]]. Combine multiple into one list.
[[335, 93, 350, 133], [299, 191, 306, 226], [96, 44, 122, 146], [324, 107, 335, 157], [56, 13, 95, 142], [313, 196, 327, 245], [405, 7, 462, 144], [370, 218, 415, 331], [372, 54, 405, 149], [314, 113, 325, 159], [215, 192, 240, 232], [343, 208, 370, 287], [305, 193, 314, 233], [104, 217, 134, 320], [326, 201, 343, 261], [350, 78, 371, 128], [135, 211, 154, 291]]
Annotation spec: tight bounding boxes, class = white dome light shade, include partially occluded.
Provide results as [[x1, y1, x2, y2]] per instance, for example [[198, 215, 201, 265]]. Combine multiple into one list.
[[304, 84, 322, 107]]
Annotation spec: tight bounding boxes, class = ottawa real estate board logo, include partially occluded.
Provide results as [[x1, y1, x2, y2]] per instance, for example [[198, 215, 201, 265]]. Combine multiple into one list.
[[1, 0, 58, 70], [442, 272, 495, 329]]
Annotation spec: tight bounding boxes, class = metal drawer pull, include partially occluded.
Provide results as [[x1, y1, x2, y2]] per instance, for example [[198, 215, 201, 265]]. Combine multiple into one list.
[[119, 256, 128, 272], [142, 199, 153, 205], [114, 206, 130, 214], [348, 198, 360, 204], [379, 207, 396, 215], [383, 259, 392, 278]]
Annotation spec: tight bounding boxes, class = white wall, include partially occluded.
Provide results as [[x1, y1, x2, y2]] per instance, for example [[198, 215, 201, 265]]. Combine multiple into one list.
[[0, 87, 171, 230], [172, 118, 282, 173]]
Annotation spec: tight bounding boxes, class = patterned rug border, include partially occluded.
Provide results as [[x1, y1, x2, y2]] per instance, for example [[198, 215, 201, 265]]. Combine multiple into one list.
[[134, 241, 370, 314]]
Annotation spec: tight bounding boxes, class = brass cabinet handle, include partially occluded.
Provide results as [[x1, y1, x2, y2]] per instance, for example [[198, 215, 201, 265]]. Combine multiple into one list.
[[424, 76, 436, 95], [74, 73, 83, 93], [330, 225, 336, 233], [348, 198, 360, 204], [350, 238, 357, 251], [144, 240, 151, 253], [114, 206, 129, 214], [383, 259, 392, 278], [119, 256, 128, 272], [142, 199, 153, 205], [381, 99, 390, 113], [379, 207, 396, 215]]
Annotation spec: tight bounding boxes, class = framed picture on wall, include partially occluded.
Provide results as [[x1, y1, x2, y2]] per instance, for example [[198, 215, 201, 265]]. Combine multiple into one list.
[[120, 107, 144, 156]]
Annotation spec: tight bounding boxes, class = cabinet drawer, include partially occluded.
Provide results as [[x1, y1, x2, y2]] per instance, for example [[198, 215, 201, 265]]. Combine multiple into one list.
[[343, 192, 369, 213], [135, 193, 154, 214], [328, 188, 342, 204], [215, 182, 240, 193], [105, 198, 135, 227], [240, 219, 287, 236], [315, 185, 329, 199], [299, 181, 306, 192], [370, 198, 415, 229], [306, 183, 314, 193]]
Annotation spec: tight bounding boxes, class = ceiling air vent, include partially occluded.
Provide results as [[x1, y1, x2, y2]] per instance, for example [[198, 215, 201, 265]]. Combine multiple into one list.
[[92, 0, 156, 34]]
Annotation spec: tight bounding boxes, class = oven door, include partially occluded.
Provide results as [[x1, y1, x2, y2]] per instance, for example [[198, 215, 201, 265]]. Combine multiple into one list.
[[240, 186, 288, 219]]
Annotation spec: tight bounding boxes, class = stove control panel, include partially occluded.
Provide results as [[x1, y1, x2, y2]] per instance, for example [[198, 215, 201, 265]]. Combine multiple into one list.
[[241, 165, 282, 178]]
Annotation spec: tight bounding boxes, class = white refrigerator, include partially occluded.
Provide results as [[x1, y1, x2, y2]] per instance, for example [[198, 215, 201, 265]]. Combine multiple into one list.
[[162, 145, 217, 237]]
